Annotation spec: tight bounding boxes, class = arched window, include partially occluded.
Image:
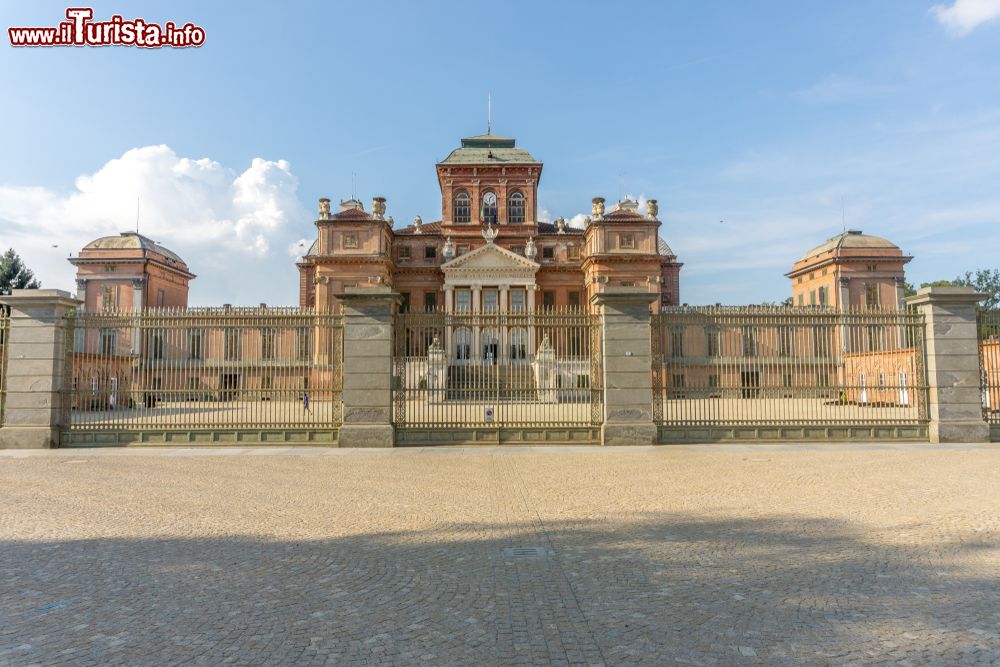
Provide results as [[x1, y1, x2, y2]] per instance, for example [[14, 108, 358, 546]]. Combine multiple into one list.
[[508, 192, 525, 224], [482, 191, 498, 225], [454, 191, 471, 224]]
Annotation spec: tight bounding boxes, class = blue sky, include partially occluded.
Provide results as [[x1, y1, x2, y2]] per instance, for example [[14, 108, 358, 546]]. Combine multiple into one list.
[[2, 0, 999, 306]]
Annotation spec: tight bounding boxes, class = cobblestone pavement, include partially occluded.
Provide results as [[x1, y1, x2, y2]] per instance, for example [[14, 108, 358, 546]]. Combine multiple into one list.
[[1, 444, 999, 665]]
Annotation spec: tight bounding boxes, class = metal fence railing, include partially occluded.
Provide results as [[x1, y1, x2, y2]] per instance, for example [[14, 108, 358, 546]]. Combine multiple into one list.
[[392, 308, 602, 428], [979, 309, 1000, 425], [64, 307, 343, 431], [652, 307, 929, 426], [0, 309, 9, 426]]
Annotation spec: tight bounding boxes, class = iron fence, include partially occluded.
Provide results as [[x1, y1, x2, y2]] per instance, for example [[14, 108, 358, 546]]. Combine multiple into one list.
[[653, 307, 929, 426], [979, 309, 1000, 424], [64, 307, 342, 431], [0, 309, 8, 426], [392, 308, 602, 428]]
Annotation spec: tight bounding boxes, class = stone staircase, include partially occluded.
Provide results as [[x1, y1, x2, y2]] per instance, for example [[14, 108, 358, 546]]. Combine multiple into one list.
[[446, 365, 538, 401]]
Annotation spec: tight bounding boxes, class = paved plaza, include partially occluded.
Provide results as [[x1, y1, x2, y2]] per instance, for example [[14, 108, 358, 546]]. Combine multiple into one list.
[[1, 444, 999, 665]]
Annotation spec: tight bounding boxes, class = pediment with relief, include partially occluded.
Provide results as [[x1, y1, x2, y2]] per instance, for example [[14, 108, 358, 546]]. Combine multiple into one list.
[[441, 242, 540, 271]]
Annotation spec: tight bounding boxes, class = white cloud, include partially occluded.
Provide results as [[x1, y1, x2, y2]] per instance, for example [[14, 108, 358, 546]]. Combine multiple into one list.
[[0, 145, 312, 306], [931, 0, 1000, 35]]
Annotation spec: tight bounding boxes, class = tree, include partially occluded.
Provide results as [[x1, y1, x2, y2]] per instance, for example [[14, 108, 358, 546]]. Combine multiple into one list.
[[916, 270, 1000, 310], [955, 269, 1000, 310], [0, 248, 41, 294]]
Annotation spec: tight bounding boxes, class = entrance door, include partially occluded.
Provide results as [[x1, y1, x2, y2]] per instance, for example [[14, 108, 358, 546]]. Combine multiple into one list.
[[740, 371, 760, 398], [220, 373, 240, 401], [482, 328, 499, 365]]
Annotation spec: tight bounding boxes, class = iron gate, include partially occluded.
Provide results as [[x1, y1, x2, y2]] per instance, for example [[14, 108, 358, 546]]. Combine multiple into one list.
[[392, 309, 602, 437]]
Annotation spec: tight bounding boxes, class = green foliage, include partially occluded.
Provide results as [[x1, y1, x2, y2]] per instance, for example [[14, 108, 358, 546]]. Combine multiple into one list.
[[917, 270, 1000, 310], [0, 248, 41, 294]]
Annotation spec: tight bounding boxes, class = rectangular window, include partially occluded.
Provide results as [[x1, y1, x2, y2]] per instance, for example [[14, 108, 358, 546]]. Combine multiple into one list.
[[99, 329, 116, 356], [707, 329, 720, 357], [865, 283, 879, 308], [482, 289, 498, 312], [576, 374, 590, 389], [424, 292, 437, 312], [455, 289, 471, 312], [344, 234, 358, 249], [670, 328, 684, 358], [157, 289, 165, 307], [672, 374, 685, 388], [809, 290, 816, 306], [619, 233, 635, 249], [101, 285, 117, 311], [398, 246, 411, 260], [104, 265, 116, 273], [261, 328, 276, 360], [189, 329, 203, 360], [148, 330, 165, 360], [568, 291, 581, 309], [797, 293, 804, 306], [567, 245, 580, 260], [542, 247, 555, 259], [542, 291, 556, 309], [224, 328, 240, 361], [742, 326, 757, 357], [399, 292, 410, 313], [709, 374, 720, 388], [818, 286, 827, 306], [425, 246, 436, 259], [510, 289, 526, 312]]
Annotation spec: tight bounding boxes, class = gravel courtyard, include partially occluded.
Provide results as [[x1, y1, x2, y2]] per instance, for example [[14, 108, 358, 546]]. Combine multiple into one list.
[[1, 444, 998, 666]]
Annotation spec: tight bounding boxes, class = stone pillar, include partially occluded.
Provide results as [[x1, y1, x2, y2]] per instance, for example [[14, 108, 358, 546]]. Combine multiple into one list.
[[337, 287, 401, 448], [131, 277, 145, 311], [75, 278, 87, 306], [838, 277, 850, 309], [0, 290, 81, 449], [906, 286, 989, 443], [592, 287, 658, 446]]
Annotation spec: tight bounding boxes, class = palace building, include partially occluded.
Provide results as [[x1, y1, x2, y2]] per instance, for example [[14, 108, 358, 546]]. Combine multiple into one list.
[[296, 133, 683, 313], [70, 232, 194, 312], [787, 229, 911, 309]]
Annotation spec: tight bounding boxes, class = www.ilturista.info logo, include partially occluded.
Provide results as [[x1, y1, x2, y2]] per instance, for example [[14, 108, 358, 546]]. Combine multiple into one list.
[[8, 8, 205, 48]]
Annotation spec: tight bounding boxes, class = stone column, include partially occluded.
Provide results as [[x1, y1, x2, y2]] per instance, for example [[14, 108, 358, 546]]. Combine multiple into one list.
[[0, 290, 81, 449], [838, 277, 850, 309], [906, 286, 989, 443], [337, 287, 401, 448], [592, 287, 658, 446], [131, 277, 145, 311], [75, 278, 87, 307], [472, 285, 482, 359]]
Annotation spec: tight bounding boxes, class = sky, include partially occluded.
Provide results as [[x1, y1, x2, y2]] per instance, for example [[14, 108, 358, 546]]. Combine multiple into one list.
[[1, 0, 999, 306]]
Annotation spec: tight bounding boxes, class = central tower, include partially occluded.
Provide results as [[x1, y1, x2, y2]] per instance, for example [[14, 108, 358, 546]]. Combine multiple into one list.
[[436, 134, 542, 235]]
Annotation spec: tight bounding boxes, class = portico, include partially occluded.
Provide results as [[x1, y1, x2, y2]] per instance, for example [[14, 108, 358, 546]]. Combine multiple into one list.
[[439, 237, 540, 363]]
